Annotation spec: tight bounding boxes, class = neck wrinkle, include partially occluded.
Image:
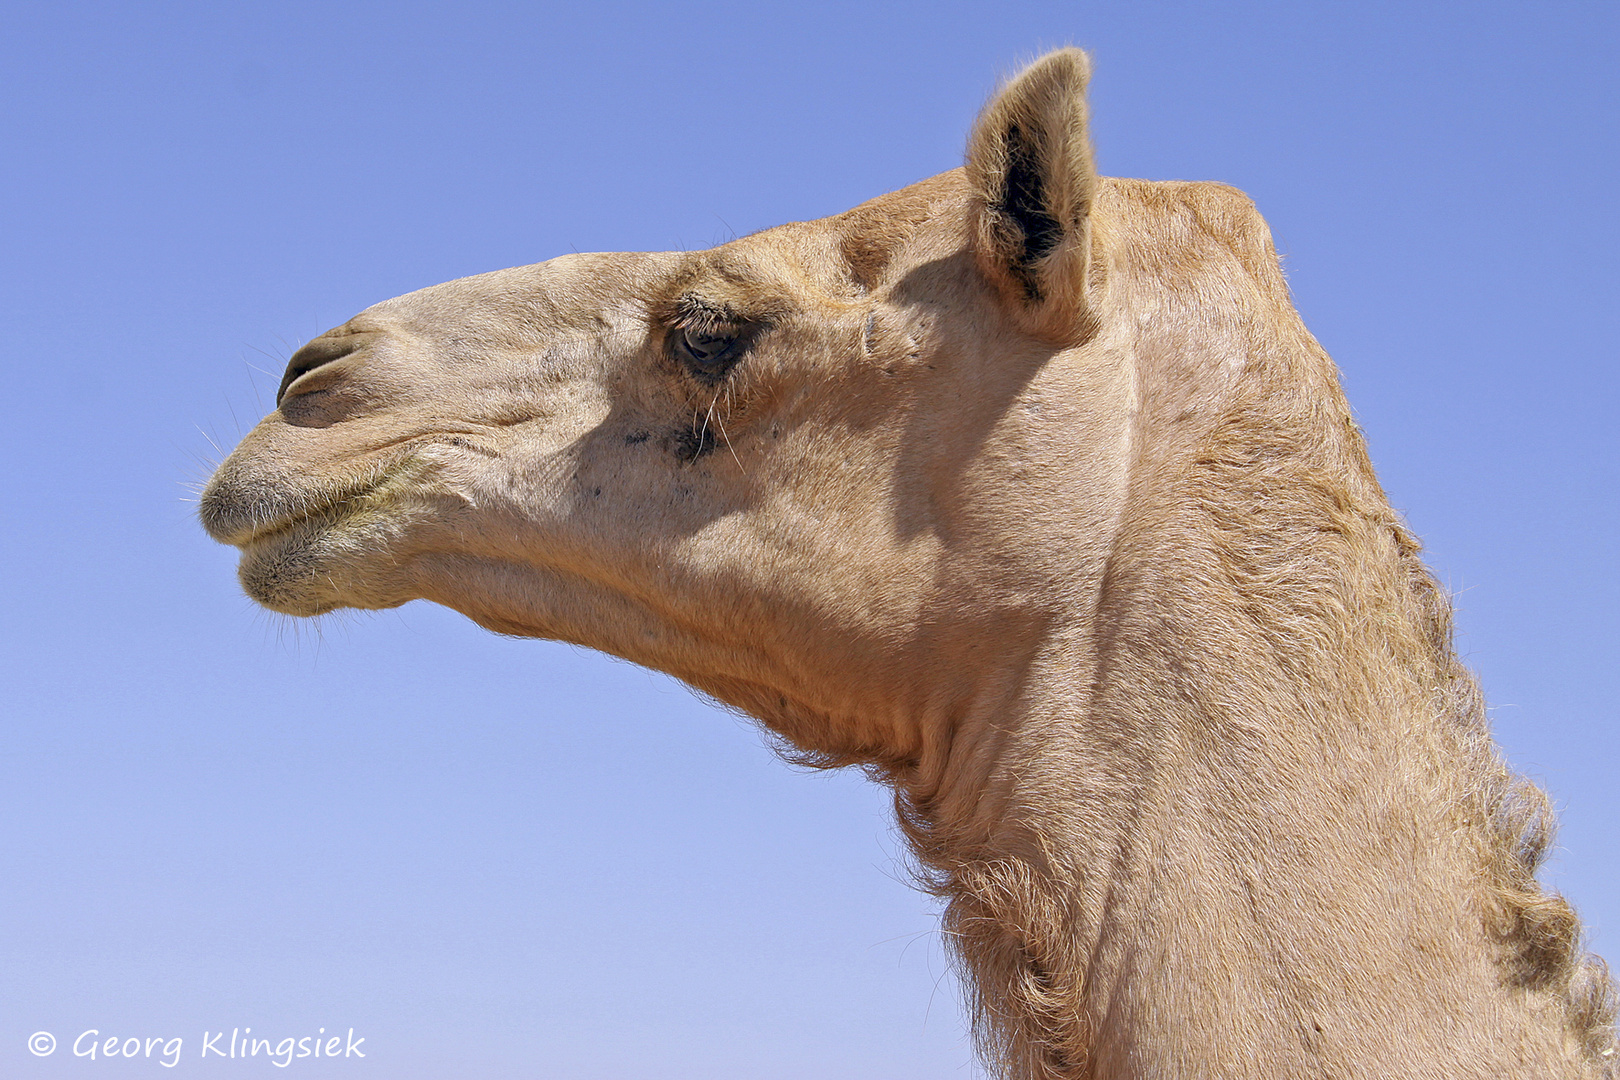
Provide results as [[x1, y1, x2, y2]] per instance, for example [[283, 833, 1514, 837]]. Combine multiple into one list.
[[888, 483, 1145, 1080]]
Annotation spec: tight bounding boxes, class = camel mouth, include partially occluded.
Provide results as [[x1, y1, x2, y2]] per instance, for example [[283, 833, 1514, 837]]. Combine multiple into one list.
[[224, 476, 427, 616], [200, 445, 458, 615]]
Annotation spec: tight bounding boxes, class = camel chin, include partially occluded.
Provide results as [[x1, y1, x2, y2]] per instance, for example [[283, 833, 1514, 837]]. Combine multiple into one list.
[[233, 515, 401, 617]]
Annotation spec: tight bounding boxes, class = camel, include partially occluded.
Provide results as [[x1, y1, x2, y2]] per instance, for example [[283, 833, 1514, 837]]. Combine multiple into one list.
[[199, 49, 1616, 1079]]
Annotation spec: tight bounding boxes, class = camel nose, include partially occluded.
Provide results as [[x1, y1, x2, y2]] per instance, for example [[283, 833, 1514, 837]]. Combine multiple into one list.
[[277, 331, 369, 405]]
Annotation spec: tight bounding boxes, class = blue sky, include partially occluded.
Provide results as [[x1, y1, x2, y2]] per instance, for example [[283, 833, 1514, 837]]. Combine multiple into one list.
[[3, 2, 1615, 1076]]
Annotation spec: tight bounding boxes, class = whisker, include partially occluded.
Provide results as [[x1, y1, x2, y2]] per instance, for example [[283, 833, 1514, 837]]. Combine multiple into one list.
[[710, 402, 743, 473], [195, 424, 225, 459]]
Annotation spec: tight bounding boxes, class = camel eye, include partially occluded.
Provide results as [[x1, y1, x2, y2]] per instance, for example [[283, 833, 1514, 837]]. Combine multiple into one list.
[[674, 325, 743, 379]]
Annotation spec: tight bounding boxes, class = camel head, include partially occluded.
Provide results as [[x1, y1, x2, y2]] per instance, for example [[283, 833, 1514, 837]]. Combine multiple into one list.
[[200, 48, 1620, 1077], [201, 49, 1141, 766]]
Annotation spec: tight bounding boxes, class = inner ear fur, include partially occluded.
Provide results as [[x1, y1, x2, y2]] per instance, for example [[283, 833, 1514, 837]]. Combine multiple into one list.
[[966, 48, 1099, 343]]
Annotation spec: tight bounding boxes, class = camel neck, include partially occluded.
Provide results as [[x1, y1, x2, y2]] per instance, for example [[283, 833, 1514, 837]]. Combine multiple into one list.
[[891, 539, 1603, 1079]]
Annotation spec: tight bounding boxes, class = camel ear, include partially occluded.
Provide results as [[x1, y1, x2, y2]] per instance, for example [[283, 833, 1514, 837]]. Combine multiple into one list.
[[966, 49, 1098, 342]]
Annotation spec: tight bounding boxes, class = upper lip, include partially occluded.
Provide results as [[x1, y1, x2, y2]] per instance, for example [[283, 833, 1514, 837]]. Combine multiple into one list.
[[199, 473, 384, 548], [200, 431, 492, 547]]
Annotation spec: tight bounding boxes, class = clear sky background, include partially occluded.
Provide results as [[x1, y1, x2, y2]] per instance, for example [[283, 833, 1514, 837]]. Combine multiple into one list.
[[2, 2, 1615, 1077]]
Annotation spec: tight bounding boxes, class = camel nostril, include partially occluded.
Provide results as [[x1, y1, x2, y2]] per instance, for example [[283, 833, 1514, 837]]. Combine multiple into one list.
[[277, 333, 367, 406]]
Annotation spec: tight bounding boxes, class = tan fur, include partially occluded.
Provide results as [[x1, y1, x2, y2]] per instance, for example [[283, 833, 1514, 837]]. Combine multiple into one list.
[[199, 50, 1617, 1079]]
